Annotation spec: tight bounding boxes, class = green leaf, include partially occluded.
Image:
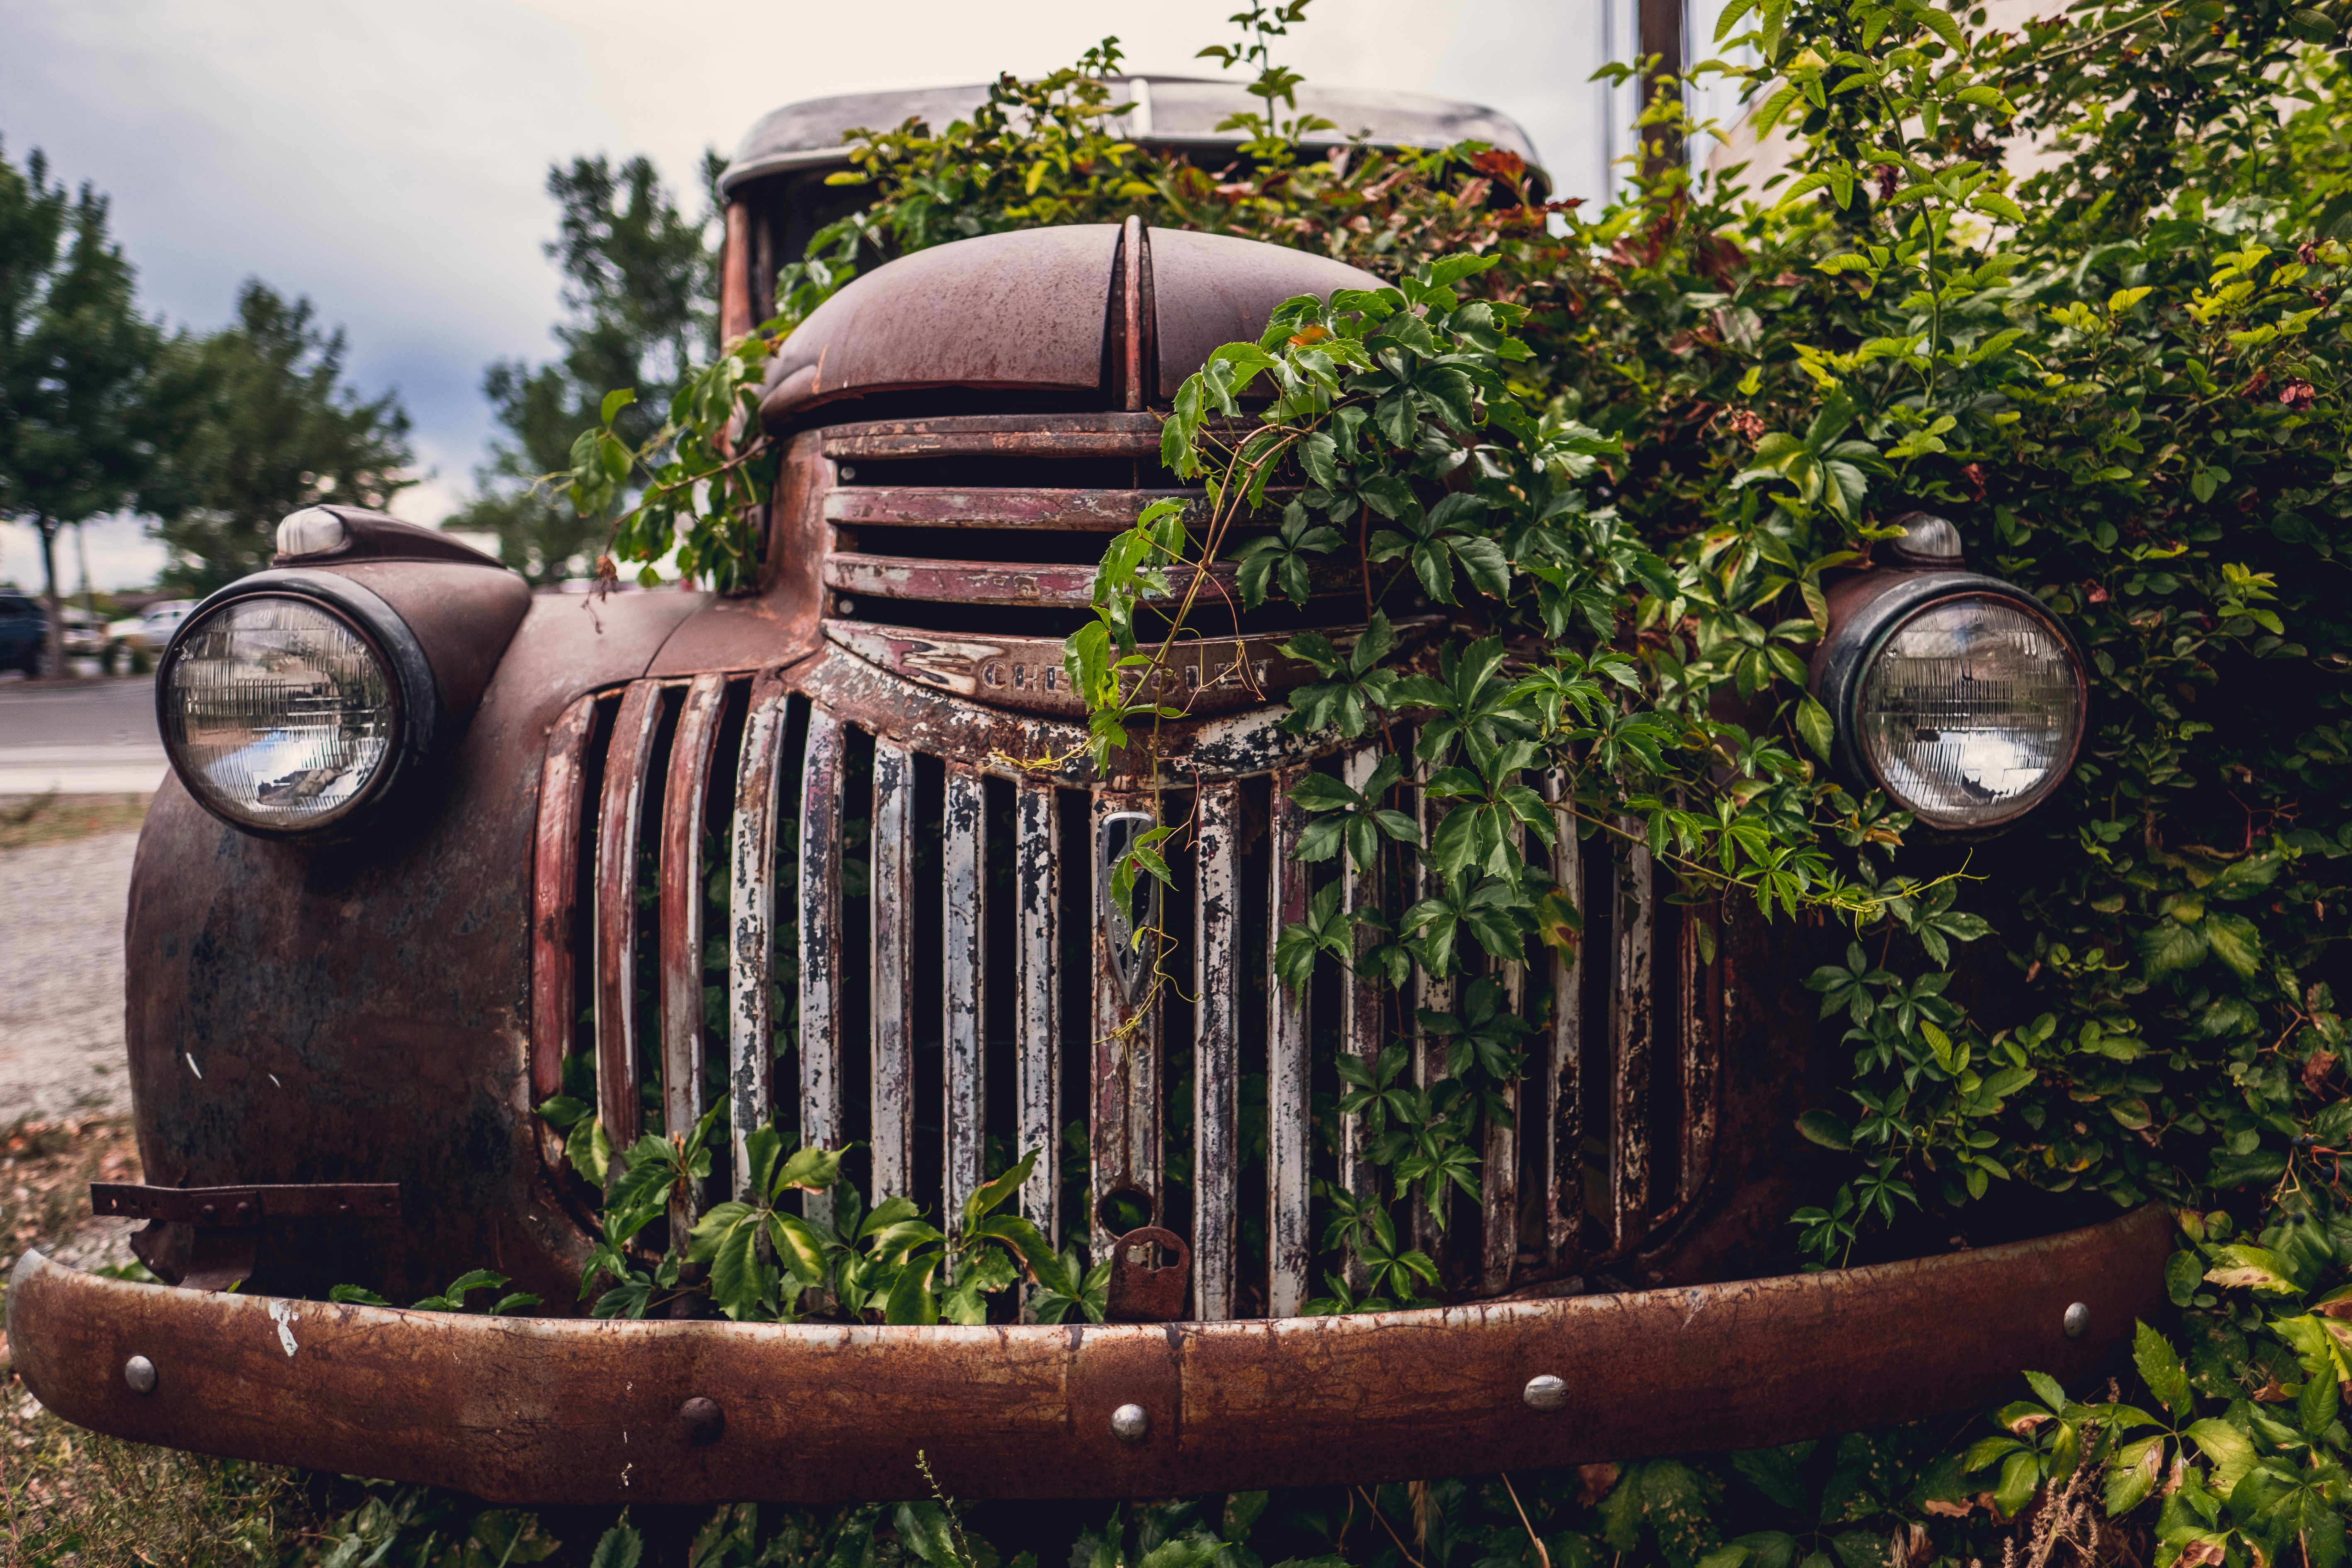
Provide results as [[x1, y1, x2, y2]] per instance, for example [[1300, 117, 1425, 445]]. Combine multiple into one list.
[[1795, 695, 1834, 763], [2165, 1249, 2204, 1308], [589, 1522, 644, 1568], [1796, 1109, 1853, 1151], [2202, 910, 2262, 977], [884, 1254, 941, 1325], [1994, 1449, 2042, 1517], [894, 1502, 962, 1568], [2204, 1244, 2299, 1293], [2133, 1320, 2191, 1417], [2185, 1417, 2255, 1498]]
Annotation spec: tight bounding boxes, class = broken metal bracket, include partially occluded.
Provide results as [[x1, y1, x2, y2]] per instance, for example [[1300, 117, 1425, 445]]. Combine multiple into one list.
[[94, 1183, 400, 1293]]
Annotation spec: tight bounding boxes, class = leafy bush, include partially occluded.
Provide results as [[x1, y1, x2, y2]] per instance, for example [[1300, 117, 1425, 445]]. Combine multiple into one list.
[[530, 0, 2352, 1560]]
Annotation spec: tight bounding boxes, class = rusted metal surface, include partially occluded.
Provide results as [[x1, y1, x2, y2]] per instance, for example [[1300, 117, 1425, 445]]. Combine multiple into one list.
[[595, 682, 666, 1149], [943, 763, 987, 1223], [1116, 216, 1149, 413], [727, 678, 793, 1198], [1267, 765, 1312, 1318], [826, 486, 1204, 533], [1337, 746, 1383, 1267], [821, 414, 1167, 462], [720, 199, 754, 346], [1611, 834, 1655, 1251], [12, 1203, 2169, 1502], [1104, 1226, 1192, 1323], [1013, 780, 1060, 1272], [826, 552, 1356, 609], [761, 226, 1120, 424], [793, 643, 1350, 789], [661, 675, 727, 1189], [798, 707, 847, 1225], [122, 581, 697, 1308], [1090, 791, 1163, 1248], [1484, 950, 1524, 1294], [1682, 898, 1721, 1203], [824, 620, 1428, 723], [1544, 768, 1585, 1267], [531, 695, 600, 1121], [1411, 759, 1456, 1254], [1146, 228, 1384, 401], [1191, 782, 1241, 1322], [871, 739, 918, 1198], [92, 1184, 401, 1223]]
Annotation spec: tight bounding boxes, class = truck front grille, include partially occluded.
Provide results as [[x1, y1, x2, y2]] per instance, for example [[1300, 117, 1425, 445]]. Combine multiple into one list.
[[535, 667, 1726, 1319]]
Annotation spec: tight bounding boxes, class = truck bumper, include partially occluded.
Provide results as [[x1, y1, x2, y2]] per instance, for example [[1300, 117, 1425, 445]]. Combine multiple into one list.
[[6, 1204, 2170, 1504]]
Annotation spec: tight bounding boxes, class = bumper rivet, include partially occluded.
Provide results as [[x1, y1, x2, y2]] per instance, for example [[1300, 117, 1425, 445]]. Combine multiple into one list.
[[123, 1355, 157, 1394], [2063, 1301, 2090, 1340], [1110, 1403, 1148, 1443], [1523, 1374, 1569, 1412], [678, 1395, 725, 1445]]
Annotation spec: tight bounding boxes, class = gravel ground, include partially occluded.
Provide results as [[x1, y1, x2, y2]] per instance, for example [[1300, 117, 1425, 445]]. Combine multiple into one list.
[[0, 831, 136, 1124]]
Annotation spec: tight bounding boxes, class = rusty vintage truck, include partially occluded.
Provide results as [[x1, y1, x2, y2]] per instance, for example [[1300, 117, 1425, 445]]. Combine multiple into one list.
[[5, 78, 2161, 1504]]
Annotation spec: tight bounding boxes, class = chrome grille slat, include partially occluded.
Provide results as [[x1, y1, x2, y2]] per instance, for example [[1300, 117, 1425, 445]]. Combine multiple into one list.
[[727, 681, 792, 1200], [1410, 766, 1454, 1254], [870, 738, 918, 1199], [1192, 780, 1243, 1322], [943, 764, 987, 1226], [530, 693, 599, 1162], [593, 682, 664, 1147], [1335, 745, 1383, 1287], [1088, 790, 1161, 1250], [660, 675, 727, 1157], [547, 666, 1721, 1318], [1543, 767, 1585, 1267], [1484, 952, 1525, 1294], [1012, 780, 1060, 1265], [1267, 764, 1313, 1318], [798, 707, 848, 1227], [1611, 831, 1655, 1250]]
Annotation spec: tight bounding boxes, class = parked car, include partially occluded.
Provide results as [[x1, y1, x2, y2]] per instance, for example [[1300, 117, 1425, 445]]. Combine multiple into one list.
[[6, 80, 2160, 1510], [107, 599, 195, 658], [0, 593, 49, 675], [61, 608, 106, 660]]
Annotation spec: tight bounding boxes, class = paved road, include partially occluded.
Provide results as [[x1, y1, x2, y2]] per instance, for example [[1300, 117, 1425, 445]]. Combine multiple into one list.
[[0, 677, 165, 793], [0, 831, 136, 1123]]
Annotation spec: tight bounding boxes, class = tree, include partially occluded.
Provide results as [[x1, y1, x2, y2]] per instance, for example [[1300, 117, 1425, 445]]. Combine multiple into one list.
[[0, 141, 156, 676], [448, 153, 721, 584], [146, 280, 415, 595]]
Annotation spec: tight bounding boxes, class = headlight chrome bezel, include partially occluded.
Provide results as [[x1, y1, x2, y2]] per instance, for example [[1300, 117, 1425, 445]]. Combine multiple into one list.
[[156, 569, 442, 840], [1814, 569, 2088, 832]]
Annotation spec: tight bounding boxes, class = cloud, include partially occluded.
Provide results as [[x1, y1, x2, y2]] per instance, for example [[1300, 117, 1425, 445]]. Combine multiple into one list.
[[3, 0, 1625, 569]]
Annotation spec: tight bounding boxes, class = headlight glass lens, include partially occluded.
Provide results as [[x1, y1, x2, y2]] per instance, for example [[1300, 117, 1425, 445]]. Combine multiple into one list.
[[163, 596, 396, 829], [1858, 596, 2083, 828]]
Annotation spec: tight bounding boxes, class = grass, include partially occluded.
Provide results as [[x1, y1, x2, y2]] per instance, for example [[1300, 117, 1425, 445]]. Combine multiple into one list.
[[0, 1116, 307, 1566], [0, 794, 150, 853]]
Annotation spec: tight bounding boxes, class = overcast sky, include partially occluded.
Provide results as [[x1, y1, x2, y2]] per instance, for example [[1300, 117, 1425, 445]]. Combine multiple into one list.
[[1, 0, 1691, 593]]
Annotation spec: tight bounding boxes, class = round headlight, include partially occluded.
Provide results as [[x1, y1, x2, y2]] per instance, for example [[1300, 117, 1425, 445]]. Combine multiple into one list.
[[1856, 596, 2084, 827], [1816, 573, 2087, 831], [159, 575, 436, 835]]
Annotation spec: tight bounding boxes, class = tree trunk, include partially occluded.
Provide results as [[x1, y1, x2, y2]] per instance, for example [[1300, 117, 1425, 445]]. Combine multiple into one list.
[[1639, 0, 1686, 180], [37, 514, 66, 681]]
